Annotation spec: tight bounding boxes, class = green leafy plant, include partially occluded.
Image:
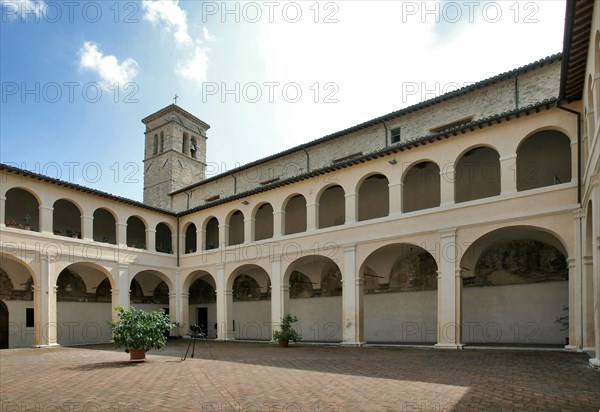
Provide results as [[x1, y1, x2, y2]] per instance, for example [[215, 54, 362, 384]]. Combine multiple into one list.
[[273, 313, 302, 343], [107, 305, 175, 353]]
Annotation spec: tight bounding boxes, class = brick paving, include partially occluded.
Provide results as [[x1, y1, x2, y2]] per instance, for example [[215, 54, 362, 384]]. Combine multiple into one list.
[[1, 341, 599, 411]]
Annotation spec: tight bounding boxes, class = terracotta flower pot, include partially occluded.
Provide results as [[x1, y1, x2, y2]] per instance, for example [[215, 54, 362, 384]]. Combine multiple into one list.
[[129, 349, 146, 361], [278, 339, 289, 347]]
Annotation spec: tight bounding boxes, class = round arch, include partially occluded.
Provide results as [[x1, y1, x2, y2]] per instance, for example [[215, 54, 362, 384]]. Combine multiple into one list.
[[460, 225, 569, 345], [354, 171, 391, 194], [130, 269, 174, 292], [4, 187, 41, 232], [400, 159, 439, 181], [455, 145, 501, 203], [282, 193, 307, 235], [3, 186, 42, 204], [402, 161, 441, 213], [182, 269, 217, 292]]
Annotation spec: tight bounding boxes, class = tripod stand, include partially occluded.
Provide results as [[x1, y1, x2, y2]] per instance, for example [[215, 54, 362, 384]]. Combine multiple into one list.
[[181, 324, 216, 360]]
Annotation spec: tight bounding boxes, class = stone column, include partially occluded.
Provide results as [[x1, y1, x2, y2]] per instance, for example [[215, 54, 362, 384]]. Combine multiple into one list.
[[181, 292, 190, 335], [583, 255, 595, 350], [146, 229, 156, 251], [270, 258, 289, 341], [306, 202, 318, 231], [216, 264, 234, 340], [341, 244, 364, 346], [219, 224, 228, 248], [198, 228, 205, 252], [82, 214, 94, 241], [499, 154, 517, 195], [439, 165, 455, 207], [168, 292, 178, 336], [38, 256, 58, 347], [117, 266, 130, 311], [116, 222, 127, 247], [345, 193, 358, 224], [590, 187, 600, 369], [388, 181, 403, 215], [0, 195, 6, 227], [39, 205, 53, 235], [566, 257, 579, 350], [273, 209, 284, 238], [435, 229, 463, 349], [244, 217, 255, 243]]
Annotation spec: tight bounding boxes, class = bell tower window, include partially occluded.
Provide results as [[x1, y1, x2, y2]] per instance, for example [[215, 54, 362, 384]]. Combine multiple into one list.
[[190, 137, 197, 159]]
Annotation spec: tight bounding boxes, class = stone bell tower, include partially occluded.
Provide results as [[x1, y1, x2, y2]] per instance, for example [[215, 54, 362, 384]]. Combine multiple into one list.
[[142, 104, 209, 210]]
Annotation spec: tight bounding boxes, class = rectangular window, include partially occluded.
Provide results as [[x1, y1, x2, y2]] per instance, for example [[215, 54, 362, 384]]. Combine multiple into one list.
[[390, 127, 401, 144], [26, 308, 34, 327]]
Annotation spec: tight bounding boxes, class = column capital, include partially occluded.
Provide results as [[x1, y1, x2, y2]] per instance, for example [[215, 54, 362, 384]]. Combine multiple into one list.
[[499, 154, 517, 162], [439, 228, 457, 238], [343, 244, 356, 253], [566, 257, 576, 268], [39, 205, 53, 211], [81, 214, 94, 220], [344, 193, 358, 199], [572, 209, 585, 219]]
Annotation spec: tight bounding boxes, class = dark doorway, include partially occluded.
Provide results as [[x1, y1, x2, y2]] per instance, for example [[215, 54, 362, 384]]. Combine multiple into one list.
[[196, 307, 208, 334], [0, 301, 8, 349]]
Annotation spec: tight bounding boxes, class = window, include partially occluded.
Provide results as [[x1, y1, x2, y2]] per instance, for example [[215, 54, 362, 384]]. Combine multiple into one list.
[[390, 127, 401, 144], [191, 138, 197, 159], [26, 308, 34, 327]]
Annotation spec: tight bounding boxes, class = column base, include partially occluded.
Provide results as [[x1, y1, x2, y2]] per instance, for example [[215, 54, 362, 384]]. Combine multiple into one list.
[[565, 345, 578, 351], [34, 343, 61, 348], [340, 341, 366, 347], [434, 343, 464, 349], [588, 358, 599, 369]]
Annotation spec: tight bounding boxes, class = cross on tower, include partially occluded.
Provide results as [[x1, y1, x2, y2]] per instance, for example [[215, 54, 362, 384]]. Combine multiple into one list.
[[173, 94, 179, 105]]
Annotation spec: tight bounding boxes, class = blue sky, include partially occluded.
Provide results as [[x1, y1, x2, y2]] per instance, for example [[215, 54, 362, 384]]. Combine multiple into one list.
[[1, 0, 566, 201]]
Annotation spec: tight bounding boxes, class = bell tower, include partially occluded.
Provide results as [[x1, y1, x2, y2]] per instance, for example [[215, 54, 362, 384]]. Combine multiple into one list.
[[142, 104, 209, 210]]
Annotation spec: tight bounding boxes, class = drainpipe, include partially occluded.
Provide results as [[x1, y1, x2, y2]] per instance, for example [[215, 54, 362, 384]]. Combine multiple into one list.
[[176, 216, 180, 268], [557, 103, 583, 350], [514, 73, 520, 110], [382, 120, 389, 147], [302, 148, 310, 173], [232, 174, 237, 195]]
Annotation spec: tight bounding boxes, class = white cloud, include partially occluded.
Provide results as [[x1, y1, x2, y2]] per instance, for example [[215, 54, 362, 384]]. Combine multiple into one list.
[[203, 26, 216, 42], [0, 0, 45, 20], [142, 0, 191, 46], [177, 45, 209, 84], [79, 42, 139, 87]]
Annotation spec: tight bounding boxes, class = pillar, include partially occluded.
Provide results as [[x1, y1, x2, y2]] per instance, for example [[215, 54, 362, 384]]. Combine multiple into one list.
[[435, 228, 463, 349], [146, 228, 156, 251], [181, 292, 190, 336], [440, 166, 455, 207], [244, 217, 254, 243], [345, 193, 357, 224], [499, 154, 517, 195], [583, 255, 595, 350], [219, 224, 228, 248], [82, 214, 94, 241], [39, 205, 53, 235], [306, 202, 318, 231], [0, 195, 5, 227], [270, 258, 289, 341], [389, 181, 402, 215], [216, 264, 234, 340], [590, 188, 600, 369], [116, 222, 127, 246], [567, 257, 579, 350], [273, 209, 284, 238], [341, 244, 364, 346], [36, 256, 58, 347]]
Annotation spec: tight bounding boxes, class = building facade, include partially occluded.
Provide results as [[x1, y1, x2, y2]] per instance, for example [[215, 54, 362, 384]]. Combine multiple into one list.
[[0, 1, 598, 367]]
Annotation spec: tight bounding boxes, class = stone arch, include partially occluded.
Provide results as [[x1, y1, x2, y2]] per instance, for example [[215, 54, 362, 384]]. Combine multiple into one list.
[[359, 243, 438, 343], [283, 193, 307, 235], [516, 130, 572, 191], [130, 270, 173, 306], [184, 270, 217, 338], [55, 262, 115, 345], [4, 187, 40, 232], [203, 216, 219, 250], [455, 145, 501, 203], [227, 264, 271, 340], [126, 216, 146, 249], [0, 300, 7, 349], [93, 207, 116, 244], [184, 222, 197, 254], [53, 198, 83, 238], [155, 222, 173, 253], [283, 255, 343, 342], [460, 226, 569, 344], [402, 160, 441, 213], [253, 202, 274, 241], [357, 173, 390, 221], [227, 210, 244, 246], [317, 184, 345, 229]]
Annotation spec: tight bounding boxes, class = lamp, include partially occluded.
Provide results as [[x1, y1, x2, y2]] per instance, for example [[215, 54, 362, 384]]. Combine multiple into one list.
[[388, 159, 397, 165], [241, 200, 249, 205]]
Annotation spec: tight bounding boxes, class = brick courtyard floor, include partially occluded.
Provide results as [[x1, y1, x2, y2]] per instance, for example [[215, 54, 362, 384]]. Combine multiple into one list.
[[1, 341, 599, 411]]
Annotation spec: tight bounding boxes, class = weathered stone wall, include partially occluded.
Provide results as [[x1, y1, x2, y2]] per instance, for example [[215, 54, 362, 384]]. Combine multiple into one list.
[[165, 60, 562, 213]]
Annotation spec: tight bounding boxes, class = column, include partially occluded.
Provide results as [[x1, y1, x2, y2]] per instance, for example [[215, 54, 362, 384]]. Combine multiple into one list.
[[566, 257, 579, 350], [345, 193, 358, 224], [215, 264, 234, 340], [0, 195, 6, 227], [590, 188, 600, 369], [499, 154, 517, 195], [270, 258, 289, 342], [306, 202, 318, 231], [197, 228, 205, 252], [341, 244, 364, 346], [171, 234, 178, 255], [37, 256, 58, 347], [82, 214, 94, 241], [117, 266, 130, 311], [168, 292, 177, 336], [583, 255, 595, 350], [388, 181, 403, 215], [116, 222, 127, 246], [172, 270, 183, 336], [181, 292, 190, 336], [39, 205, 53, 235], [244, 217, 255, 243], [435, 228, 463, 349], [439, 165, 455, 207], [273, 209, 284, 238], [146, 228, 156, 251], [219, 224, 228, 248]]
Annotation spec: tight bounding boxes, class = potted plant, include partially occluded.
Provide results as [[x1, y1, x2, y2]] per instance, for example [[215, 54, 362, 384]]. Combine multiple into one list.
[[273, 313, 302, 347], [22, 214, 31, 230], [107, 305, 175, 361]]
